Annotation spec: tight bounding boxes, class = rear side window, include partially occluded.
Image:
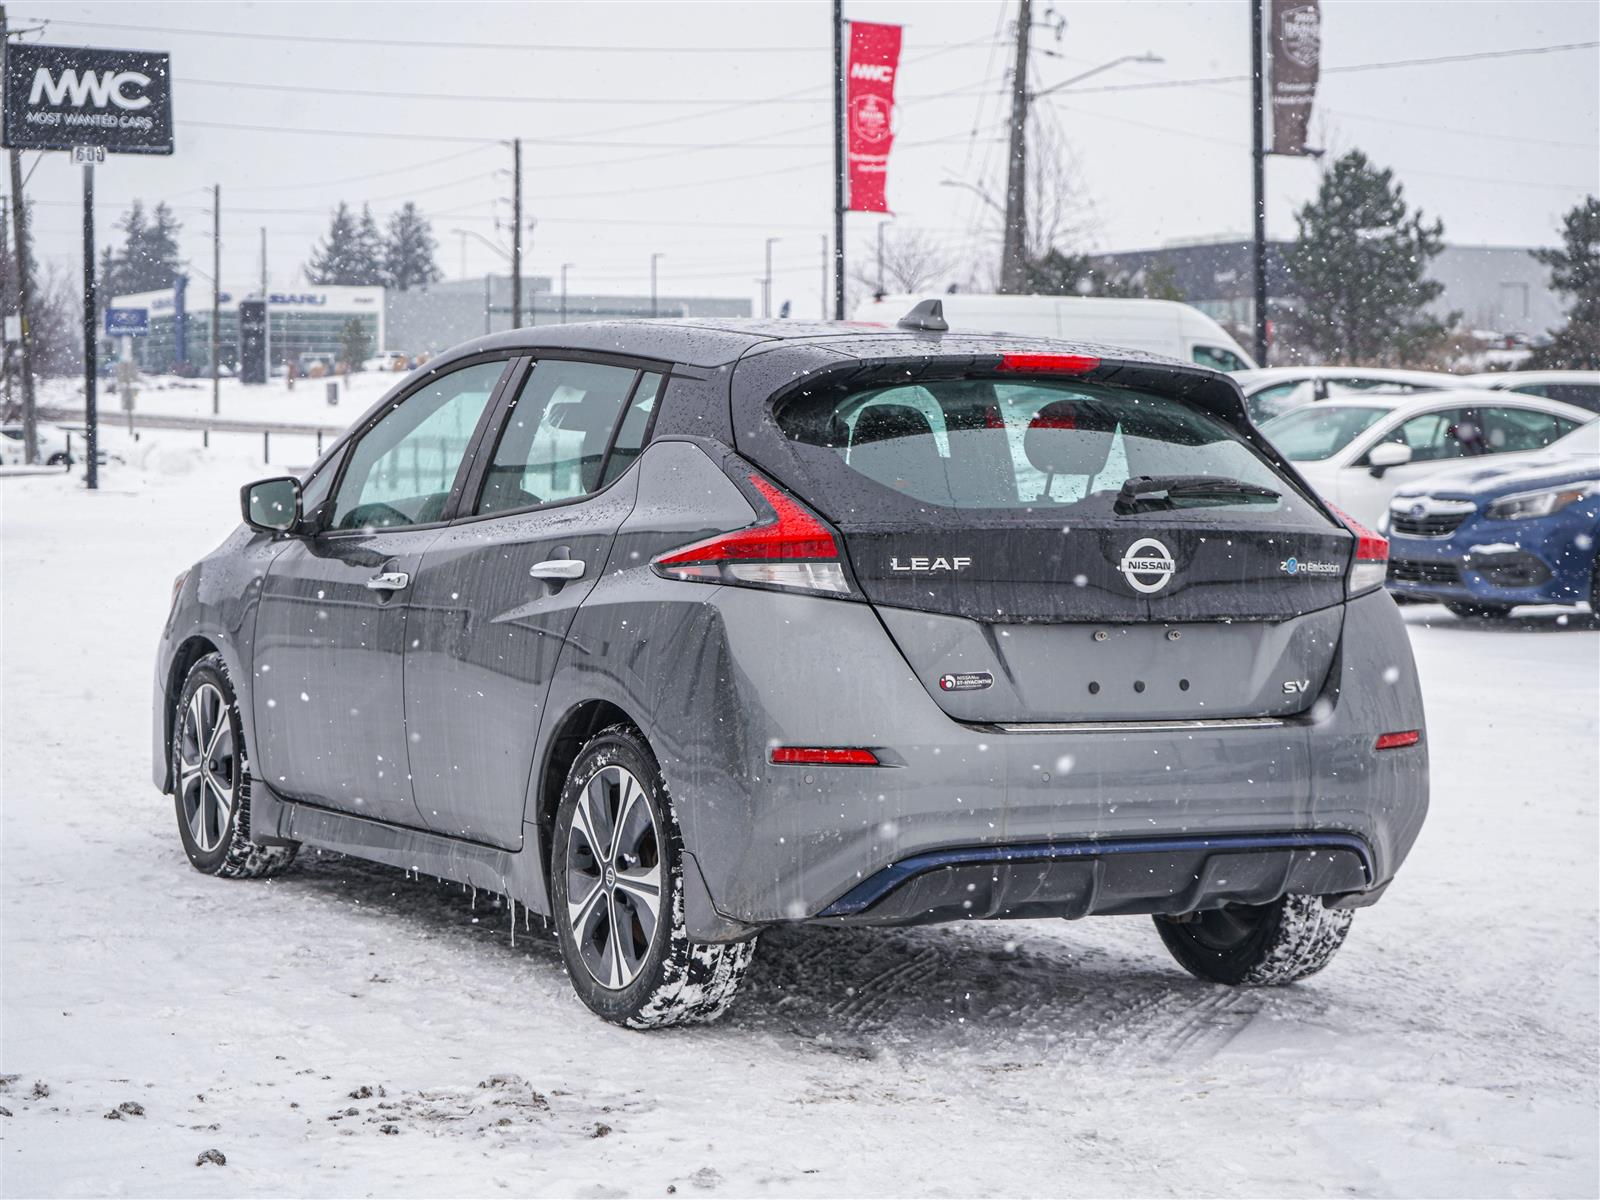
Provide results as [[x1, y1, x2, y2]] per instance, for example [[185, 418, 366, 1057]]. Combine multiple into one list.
[[1478, 406, 1578, 453], [477, 360, 640, 515], [775, 379, 1290, 513], [1192, 344, 1248, 373]]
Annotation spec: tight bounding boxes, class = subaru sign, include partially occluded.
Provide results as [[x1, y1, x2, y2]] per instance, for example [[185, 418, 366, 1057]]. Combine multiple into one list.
[[104, 307, 149, 337], [2, 43, 173, 155]]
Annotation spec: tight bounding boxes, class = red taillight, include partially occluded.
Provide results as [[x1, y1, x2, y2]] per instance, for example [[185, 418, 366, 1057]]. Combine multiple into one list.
[[652, 473, 851, 595], [655, 476, 836, 566], [1328, 503, 1389, 595], [1375, 730, 1421, 751], [996, 352, 1101, 375], [770, 747, 880, 766]]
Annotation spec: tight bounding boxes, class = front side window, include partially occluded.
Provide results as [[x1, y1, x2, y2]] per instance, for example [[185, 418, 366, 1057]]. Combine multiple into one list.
[[776, 378, 1290, 513], [1375, 408, 1479, 463], [1260, 404, 1389, 462], [329, 359, 506, 530], [477, 360, 641, 515]]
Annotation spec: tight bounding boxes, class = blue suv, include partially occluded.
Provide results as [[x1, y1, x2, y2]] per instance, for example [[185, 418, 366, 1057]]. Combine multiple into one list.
[[1387, 419, 1599, 617]]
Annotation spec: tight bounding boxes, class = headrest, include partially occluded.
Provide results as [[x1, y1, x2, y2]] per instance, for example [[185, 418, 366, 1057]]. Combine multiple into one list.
[[1023, 399, 1117, 478], [853, 404, 936, 446]]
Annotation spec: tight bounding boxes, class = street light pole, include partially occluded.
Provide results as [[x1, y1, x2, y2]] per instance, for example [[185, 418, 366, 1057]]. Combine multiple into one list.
[[211, 183, 220, 418], [560, 262, 573, 324], [763, 237, 780, 318], [510, 138, 522, 328], [650, 252, 664, 318]]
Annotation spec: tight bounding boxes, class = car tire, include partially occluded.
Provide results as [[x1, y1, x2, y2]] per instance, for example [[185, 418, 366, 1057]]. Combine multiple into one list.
[[46, 452, 69, 467], [551, 723, 756, 1028], [1152, 894, 1352, 986], [171, 653, 298, 879], [1445, 601, 1514, 619]]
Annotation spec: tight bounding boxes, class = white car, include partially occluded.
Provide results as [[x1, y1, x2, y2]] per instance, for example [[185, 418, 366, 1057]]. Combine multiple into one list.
[[854, 293, 1257, 372], [0, 422, 76, 467], [1234, 366, 1461, 424], [1463, 370, 1600, 415], [1260, 389, 1593, 529]]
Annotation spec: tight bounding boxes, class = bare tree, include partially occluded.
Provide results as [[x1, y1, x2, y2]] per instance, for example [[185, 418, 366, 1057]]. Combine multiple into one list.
[[851, 227, 958, 297]]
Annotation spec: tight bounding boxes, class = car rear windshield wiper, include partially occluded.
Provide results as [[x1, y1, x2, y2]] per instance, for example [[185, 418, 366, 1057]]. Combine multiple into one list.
[[1115, 474, 1281, 512]]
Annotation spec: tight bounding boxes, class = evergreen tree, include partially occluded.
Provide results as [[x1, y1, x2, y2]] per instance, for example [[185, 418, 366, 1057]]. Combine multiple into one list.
[[140, 203, 184, 290], [383, 202, 442, 291], [1286, 150, 1454, 365], [338, 317, 373, 371], [104, 200, 183, 295], [354, 204, 385, 285], [1525, 195, 1600, 370], [305, 203, 366, 285]]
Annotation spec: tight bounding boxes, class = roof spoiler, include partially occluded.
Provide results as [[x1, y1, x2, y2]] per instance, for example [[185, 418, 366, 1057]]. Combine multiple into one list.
[[896, 299, 949, 333]]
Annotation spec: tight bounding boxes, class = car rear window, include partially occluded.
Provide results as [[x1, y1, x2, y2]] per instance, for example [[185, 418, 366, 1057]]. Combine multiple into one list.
[[1261, 404, 1389, 461], [773, 378, 1293, 513]]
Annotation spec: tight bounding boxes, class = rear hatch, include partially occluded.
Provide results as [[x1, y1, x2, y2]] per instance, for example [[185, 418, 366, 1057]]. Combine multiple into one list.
[[738, 354, 1354, 724]]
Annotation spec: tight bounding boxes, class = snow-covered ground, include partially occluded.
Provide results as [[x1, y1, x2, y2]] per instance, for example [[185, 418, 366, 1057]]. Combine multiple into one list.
[[38, 371, 402, 429], [3, 444, 1597, 1198]]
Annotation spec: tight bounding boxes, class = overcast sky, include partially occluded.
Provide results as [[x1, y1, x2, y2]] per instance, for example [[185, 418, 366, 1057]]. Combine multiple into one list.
[[9, 0, 1598, 317]]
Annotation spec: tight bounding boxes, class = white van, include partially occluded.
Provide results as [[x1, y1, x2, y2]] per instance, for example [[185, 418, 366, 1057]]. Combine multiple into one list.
[[854, 293, 1258, 372]]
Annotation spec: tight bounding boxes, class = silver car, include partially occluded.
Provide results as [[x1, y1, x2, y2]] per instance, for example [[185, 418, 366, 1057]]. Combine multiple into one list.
[[153, 308, 1428, 1027]]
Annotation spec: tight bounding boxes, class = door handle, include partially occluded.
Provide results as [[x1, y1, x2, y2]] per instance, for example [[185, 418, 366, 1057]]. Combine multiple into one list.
[[365, 570, 410, 591], [529, 558, 585, 581]]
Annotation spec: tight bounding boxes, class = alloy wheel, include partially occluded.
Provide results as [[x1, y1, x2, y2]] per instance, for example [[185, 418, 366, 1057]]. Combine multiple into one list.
[[177, 682, 236, 854], [564, 764, 663, 990]]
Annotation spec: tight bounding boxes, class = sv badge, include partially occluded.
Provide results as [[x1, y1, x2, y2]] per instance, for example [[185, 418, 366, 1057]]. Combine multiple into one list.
[[1281, 679, 1311, 695]]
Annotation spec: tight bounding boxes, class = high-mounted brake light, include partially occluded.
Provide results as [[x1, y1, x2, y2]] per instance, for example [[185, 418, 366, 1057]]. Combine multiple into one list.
[[770, 747, 880, 766], [1328, 504, 1389, 596], [652, 474, 851, 596], [1374, 730, 1421, 751], [996, 352, 1101, 375]]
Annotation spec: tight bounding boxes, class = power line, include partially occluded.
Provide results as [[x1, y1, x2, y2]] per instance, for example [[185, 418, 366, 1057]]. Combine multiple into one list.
[[38, 15, 999, 55], [1034, 39, 1600, 97]]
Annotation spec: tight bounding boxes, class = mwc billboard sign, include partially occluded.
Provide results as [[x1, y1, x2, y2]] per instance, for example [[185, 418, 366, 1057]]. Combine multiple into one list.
[[2, 42, 174, 154]]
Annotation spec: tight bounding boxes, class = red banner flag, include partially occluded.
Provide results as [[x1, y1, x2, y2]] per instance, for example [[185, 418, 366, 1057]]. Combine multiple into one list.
[[845, 20, 902, 213]]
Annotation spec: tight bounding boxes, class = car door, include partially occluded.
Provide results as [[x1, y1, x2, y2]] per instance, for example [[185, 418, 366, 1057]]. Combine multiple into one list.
[[1339, 405, 1479, 528], [251, 357, 513, 826], [403, 359, 664, 848]]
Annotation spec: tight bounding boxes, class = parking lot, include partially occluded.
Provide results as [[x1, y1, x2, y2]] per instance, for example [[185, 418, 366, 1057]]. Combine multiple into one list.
[[3, 450, 1595, 1197]]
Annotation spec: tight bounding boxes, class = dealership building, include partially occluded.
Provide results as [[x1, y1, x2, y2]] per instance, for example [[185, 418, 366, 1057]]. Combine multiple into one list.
[[113, 275, 750, 372], [108, 283, 385, 374], [1083, 240, 1565, 343]]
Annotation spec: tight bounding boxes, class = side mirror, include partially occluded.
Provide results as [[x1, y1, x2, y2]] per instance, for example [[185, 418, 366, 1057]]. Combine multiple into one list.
[[241, 476, 303, 533], [1367, 442, 1413, 477]]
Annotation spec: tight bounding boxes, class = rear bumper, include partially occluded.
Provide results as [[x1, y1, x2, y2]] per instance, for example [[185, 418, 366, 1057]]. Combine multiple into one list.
[[662, 586, 1428, 931], [817, 832, 1376, 924]]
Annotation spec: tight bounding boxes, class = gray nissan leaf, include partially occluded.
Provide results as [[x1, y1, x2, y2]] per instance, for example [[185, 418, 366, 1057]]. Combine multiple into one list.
[[153, 306, 1428, 1027]]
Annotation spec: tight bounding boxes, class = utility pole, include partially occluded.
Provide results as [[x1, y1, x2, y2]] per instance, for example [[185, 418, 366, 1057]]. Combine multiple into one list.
[[831, 0, 845, 319], [259, 225, 270, 373], [1250, 0, 1269, 366], [876, 222, 887, 296], [560, 262, 573, 324], [1000, 0, 1032, 294], [763, 237, 780, 318], [510, 138, 522, 328], [3, 5, 39, 464], [1, 189, 10, 421], [82, 155, 97, 488], [820, 234, 828, 319], [211, 184, 220, 416]]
